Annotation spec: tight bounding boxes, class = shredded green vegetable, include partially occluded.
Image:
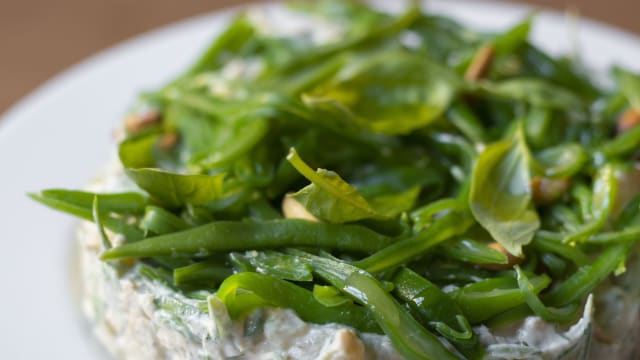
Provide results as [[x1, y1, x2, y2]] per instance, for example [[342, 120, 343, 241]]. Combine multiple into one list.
[[32, 1, 640, 358]]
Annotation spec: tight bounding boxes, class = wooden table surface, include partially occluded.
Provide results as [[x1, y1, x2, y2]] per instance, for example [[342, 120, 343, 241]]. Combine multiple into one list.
[[1, 0, 638, 114]]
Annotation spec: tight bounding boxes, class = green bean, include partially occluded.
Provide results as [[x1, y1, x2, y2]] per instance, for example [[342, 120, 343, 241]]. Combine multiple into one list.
[[439, 238, 508, 265], [233, 250, 313, 281], [215, 272, 380, 333], [539, 252, 567, 278], [140, 205, 190, 235], [450, 274, 550, 324], [38, 189, 147, 214], [173, 260, 233, 289], [30, 193, 144, 241], [289, 250, 462, 360], [544, 243, 630, 307], [92, 196, 111, 250], [312, 285, 353, 307], [532, 231, 589, 266], [596, 124, 640, 159], [101, 219, 393, 260], [585, 224, 640, 244], [392, 267, 482, 359], [514, 266, 578, 323], [355, 210, 474, 273], [410, 197, 465, 231], [447, 102, 487, 144]]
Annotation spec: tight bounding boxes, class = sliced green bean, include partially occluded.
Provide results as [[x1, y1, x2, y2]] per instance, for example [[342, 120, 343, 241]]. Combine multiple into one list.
[[140, 205, 190, 235], [356, 210, 474, 273], [544, 243, 630, 306], [173, 260, 233, 289], [450, 274, 550, 324], [215, 272, 380, 333], [392, 267, 482, 358], [290, 250, 462, 360], [101, 219, 393, 260], [515, 266, 578, 323]]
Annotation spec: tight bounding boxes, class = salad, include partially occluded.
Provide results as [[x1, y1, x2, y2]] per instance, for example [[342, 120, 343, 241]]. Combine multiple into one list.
[[32, 1, 640, 359]]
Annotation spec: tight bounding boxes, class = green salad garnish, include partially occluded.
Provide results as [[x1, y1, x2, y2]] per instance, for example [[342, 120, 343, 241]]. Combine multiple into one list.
[[32, 1, 640, 359]]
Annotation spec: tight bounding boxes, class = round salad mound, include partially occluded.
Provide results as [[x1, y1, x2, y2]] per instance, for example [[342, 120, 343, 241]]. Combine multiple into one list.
[[33, 1, 640, 359]]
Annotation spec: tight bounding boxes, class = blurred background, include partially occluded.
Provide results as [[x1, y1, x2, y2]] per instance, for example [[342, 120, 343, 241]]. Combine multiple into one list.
[[1, 0, 638, 115]]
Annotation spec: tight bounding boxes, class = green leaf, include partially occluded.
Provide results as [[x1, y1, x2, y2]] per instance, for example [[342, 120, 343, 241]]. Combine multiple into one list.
[[469, 128, 540, 256], [125, 168, 225, 208], [613, 66, 640, 109], [481, 78, 584, 110], [535, 143, 588, 177], [182, 15, 256, 77], [286, 148, 383, 223], [492, 15, 533, 55], [367, 186, 421, 218], [119, 130, 161, 168], [309, 52, 461, 135]]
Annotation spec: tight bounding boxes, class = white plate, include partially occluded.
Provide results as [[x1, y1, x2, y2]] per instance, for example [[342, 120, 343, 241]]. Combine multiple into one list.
[[1, 1, 640, 358]]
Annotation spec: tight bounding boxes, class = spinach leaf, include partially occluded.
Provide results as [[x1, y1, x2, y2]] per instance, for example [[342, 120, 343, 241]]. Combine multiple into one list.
[[286, 148, 383, 223], [367, 186, 421, 218], [480, 78, 584, 110], [182, 15, 256, 77], [119, 129, 161, 168], [125, 168, 226, 208], [469, 127, 540, 256], [535, 143, 588, 178], [309, 51, 461, 135], [492, 15, 533, 55]]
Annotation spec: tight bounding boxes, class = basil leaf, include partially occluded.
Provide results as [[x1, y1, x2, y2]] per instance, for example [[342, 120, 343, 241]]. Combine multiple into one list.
[[469, 128, 540, 256], [119, 130, 161, 168], [125, 168, 225, 208], [367, 186, 421, 218], [183, 15, 256, 77], [286, 148, 383, 223], [535, 143, 588, 177], [481, 78, 584, 110], [492, 15, 533, 55], [310, 52, 461, 135]]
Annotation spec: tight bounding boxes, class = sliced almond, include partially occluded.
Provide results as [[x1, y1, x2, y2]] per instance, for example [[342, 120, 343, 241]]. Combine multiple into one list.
[[282, 196, 319, 222], [479, 242, 524, 270], [465, 44, 495, 81], [158, 132, 179, 151], [531, 176, 571, 206], [617, 108, 640, 134], [321, 329, 365, 360], [124, 110, 161, 133]]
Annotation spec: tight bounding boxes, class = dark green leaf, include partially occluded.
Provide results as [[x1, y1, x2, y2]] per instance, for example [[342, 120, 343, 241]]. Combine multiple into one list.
[[125, 168, 225, 208], [469, 127, 540, 256]]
